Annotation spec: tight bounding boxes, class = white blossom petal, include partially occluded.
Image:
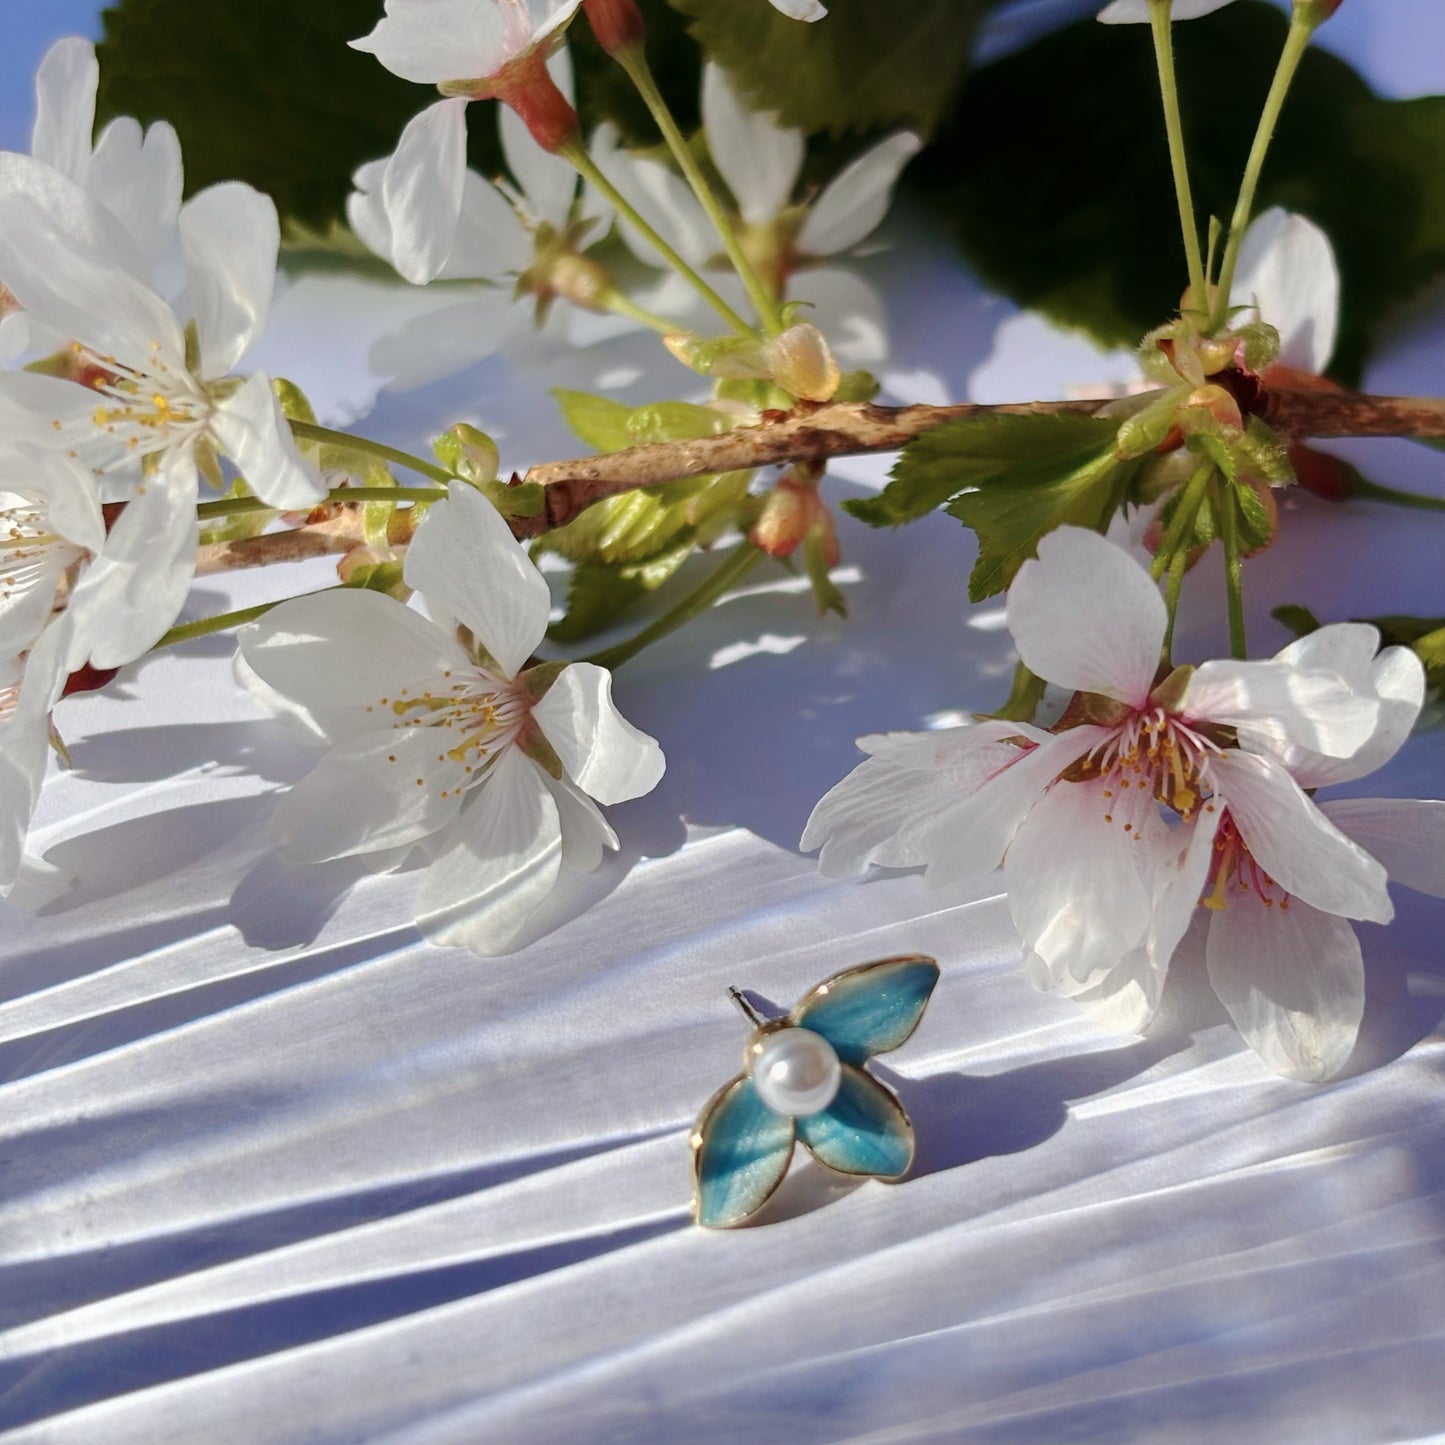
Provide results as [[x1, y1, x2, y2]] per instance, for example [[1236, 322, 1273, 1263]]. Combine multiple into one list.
[[1072, 947, 1169, 1033], [239, 587, 473, 742], [855, 719, 1052, 769], [588, 123, 712, 269], [405, 482, 550, 679], [1232, 208, 1339, 375], [179, 183, 281, 376], [66, 447, 199, 668], [1007, 526, 1165, 706], [797, 131, 922, 256], [270, 724, 467, 862], [702, 63, 803, 227], [1004, 777, 1156, 984], [1212, 750, 1393, 924], [417, 748, 564, 954], [381, 98, 470, 286], [443, 173, 533, 280], [368, 289, 522, 391], [89, 118, 184, 274], [768, 0, 827, 17], [544, 771, 618, 872], [1098, 0, 1235, 21], [351, 0, 582, 84], [30, 37, 97, 185], [531, 662, 664, 804], [1206, 892, 1364, 1081], [915, 726, 1111, 889], [1186, 658, 1378, 760], [1321, 798, 1445, 900], [209, 372, 326, 509]]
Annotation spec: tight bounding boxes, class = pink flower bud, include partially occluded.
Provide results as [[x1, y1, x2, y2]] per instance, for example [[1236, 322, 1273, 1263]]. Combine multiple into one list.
[[583, 0, 646, 55]]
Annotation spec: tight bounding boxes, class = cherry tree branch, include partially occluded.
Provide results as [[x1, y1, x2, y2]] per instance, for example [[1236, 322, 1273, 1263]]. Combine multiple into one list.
[[196, 388, 1445, 571]]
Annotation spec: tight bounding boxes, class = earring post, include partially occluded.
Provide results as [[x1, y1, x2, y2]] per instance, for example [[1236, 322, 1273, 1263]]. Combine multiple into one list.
[[727, 987, 765, 1028]]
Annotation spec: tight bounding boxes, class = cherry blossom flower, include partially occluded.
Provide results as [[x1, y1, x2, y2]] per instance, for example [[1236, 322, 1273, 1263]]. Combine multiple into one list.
[[768, 0, 827, 18], [0, 444, 105, 672], [238, 483, 665, 956], [0, 177, 324, 667], [592, 63, 920, 367], [349, 0, 585, 283], [803, 527, 1383, 1033]]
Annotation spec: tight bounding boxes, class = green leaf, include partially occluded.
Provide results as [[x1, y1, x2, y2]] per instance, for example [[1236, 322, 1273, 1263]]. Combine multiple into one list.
[[1271, 603, 1323, 639], [853, 413, 1138, 602], [552, 390, 726, 454], [921, 1, 1445, 382], [553, 391, 636, 454], [1231, 477, 1275, 553], [846, 411, 1123, 528], [668, 0, 984, 137], [549, 540, 698, 642]]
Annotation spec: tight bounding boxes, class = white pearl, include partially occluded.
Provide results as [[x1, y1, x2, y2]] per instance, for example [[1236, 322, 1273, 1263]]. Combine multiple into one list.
[[750, 1028, 842, 1117]]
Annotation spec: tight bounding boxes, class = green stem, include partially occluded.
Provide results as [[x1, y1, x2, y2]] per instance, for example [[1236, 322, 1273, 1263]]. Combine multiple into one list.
[[618, 47, 784, 337], [560, 140, 757, 340], [600, 286, 687, 337], [1220, 488, 1247, 659], [1150, 461, 1213, 582], [585, 543, 767, 671], [150, 598, 291, 651], [288, 420, 455, 485], [1350, 476, 1445, 514], [196, 485, 448, 520], [1147, 0, 1208, 315], [1210, 14, 1315, 330]]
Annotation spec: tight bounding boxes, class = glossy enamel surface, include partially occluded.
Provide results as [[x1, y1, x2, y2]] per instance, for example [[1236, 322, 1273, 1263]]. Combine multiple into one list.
[[791, 954, 940, 1065], [796, 1063, 914, 1180], [691, 1073, 795, 1228]]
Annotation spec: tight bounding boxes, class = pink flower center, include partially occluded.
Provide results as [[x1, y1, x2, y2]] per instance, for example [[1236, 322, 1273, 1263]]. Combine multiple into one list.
[[1077, 706, 1219, 824], [1203, 813, 1289, 912]]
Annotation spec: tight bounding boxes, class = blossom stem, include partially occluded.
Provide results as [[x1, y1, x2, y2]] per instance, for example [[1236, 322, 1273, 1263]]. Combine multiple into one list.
[[1152, 461, 1213, 659], [1349, 475, 1445, 514], [600, 286, 688, 337], [1210, 13, 1315, 331], [559, 140, 757, 339], [196, 485, 449, 520], [616, 47, 785, 337], [150, 598, 286, 651], [287, 421, 455, 485], [584, 543, 767, 671], [1147, 0, 1208, 314], [1220, 488, 1247, 659]]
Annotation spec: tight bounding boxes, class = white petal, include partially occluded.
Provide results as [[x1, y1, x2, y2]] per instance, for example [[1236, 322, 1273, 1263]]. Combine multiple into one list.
[[1004, 777, 1155, 984], [1269, 620, 1380, 687], [915, 726, 1111, 889], [0, 189, 184, 375], [404, 483, 550, 680], [588, 123, 712, 269], [0, 622, 70, 893], [0, 151, 152, 285], [0, 371, 112, 468], [798, 131, 922, 256], [1321, 798, 1445, 900], [1206, 893, 1363, 1081], [1006, 526, 1165, 706], [209, 372, 326, 509], [239, 587, 471, 740], [531, 662, 664, 804], [369, 289, 522, 391], [702, 63, 803, 226], [855, 718, 1051, 768], [382, 98, 470, 286], [1271, 646, 1426, 790], [442, 173, 533, 280], [66, 448, 199, 668], [1097, 0, 1235, 21], [1073, 947, 1168, 1033], [180, 183, 281, 376], [8, 443, 105, 553], [544, 771, 618, 872], [1186, 658, 1377, 760], [4, 853, 74, 910], [768, 0, 827, 17], [351, 0, 519, 84], [1232, 208, 1339, 375], [416, 748, 564, 955], [347, 160, 396, 262], [1212, 750, 1392, 924], [500, 47, 579, 231], [30, 37, 97, 184], [89, 118, 184, 274], [270, 724, 466, 862]]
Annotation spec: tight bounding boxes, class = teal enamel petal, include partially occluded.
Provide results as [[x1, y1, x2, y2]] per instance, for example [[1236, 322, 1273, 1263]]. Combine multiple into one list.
[[692, 1074, 795, 1228], [797, 1064, 914, 1180], [792, 955, 940, 1064]]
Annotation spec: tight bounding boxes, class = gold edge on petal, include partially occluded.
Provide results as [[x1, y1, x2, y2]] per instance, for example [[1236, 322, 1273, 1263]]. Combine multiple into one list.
[[689, 1074, 796, 1229], [797, 1064, 916, 1182], [787, 954, 941, 1052]]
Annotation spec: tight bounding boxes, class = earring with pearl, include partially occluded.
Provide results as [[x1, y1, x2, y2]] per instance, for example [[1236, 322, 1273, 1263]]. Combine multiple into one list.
[[691, 955, 940, 1229]]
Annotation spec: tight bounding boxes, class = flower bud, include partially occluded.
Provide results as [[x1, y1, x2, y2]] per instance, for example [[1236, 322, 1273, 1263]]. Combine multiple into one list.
[[62, 662, 119, 699], [765, 322, 840, 403], [583, 0, 646, 55], [434, 424, 500, 484]]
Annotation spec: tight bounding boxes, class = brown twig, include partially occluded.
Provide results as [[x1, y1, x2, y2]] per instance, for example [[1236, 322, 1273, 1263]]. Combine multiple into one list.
[[196, 388, 1445, 571]]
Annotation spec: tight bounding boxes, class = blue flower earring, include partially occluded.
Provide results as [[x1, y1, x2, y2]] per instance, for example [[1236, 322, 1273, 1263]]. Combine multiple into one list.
[[691, 955, 940, 1228]]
